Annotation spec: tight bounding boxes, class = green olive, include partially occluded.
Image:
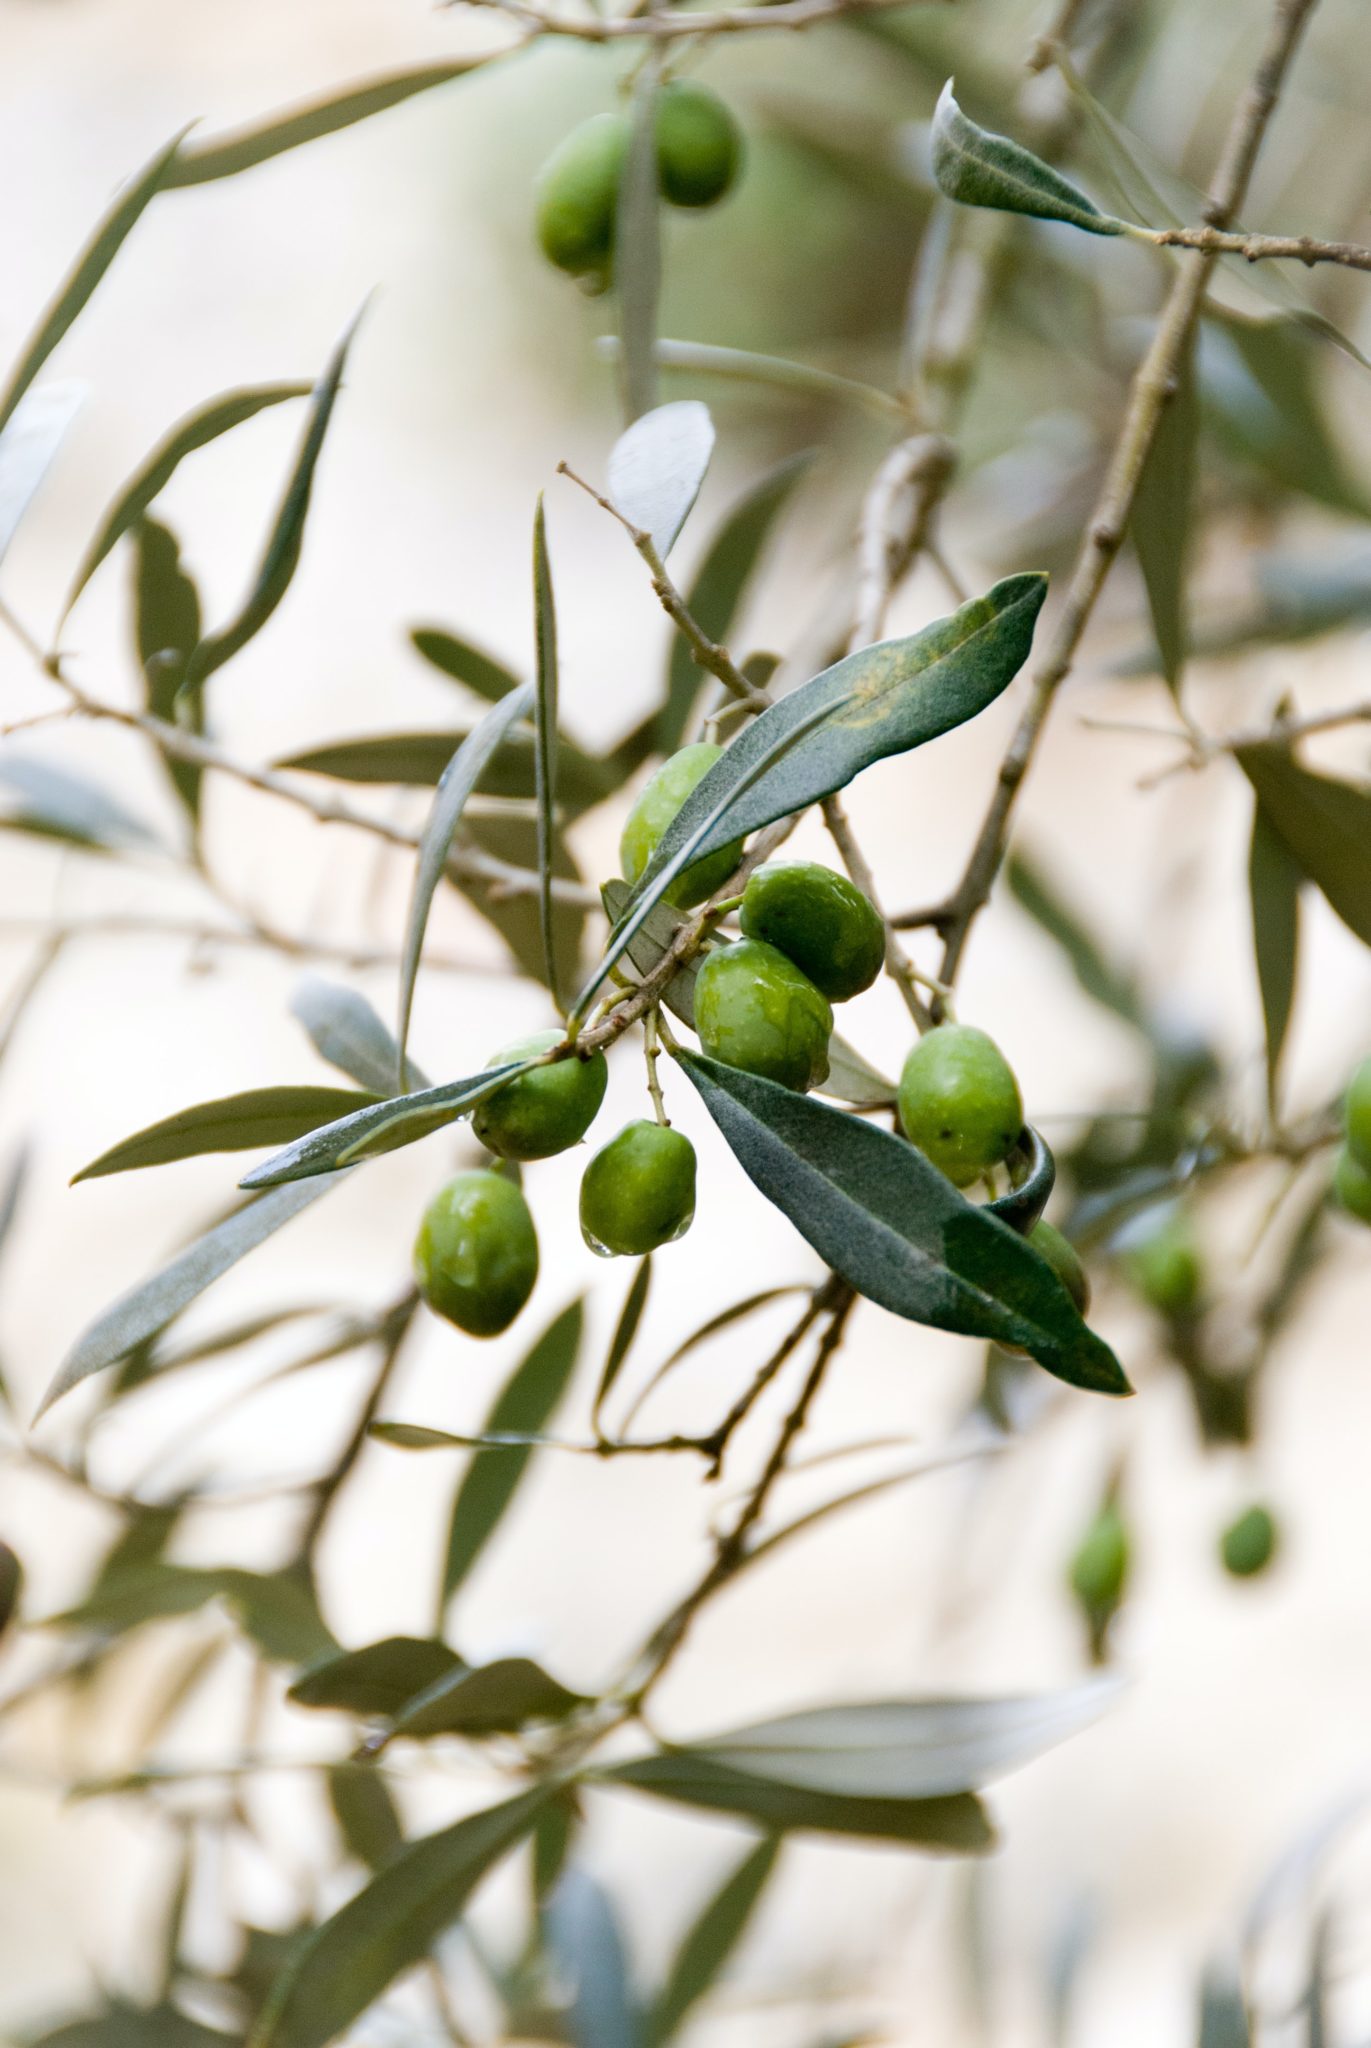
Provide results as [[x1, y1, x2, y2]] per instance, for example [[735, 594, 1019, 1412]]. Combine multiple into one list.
[[694, 937, 832, 1092], [655, 82, 742, 210], [472, 1030, 608, 1161], [738, 862, 885, 1003], [1333, 1144, 1371, 1223], [0, 1541, 21, 1643], [620, 744, 744, 908], [1125, 1207, 1203, 1314], [580, 1120, 697, 1257], [1069, 1502, 1129, 1617], [414, 1170, 539, 1338], [535, 114, 630, 290], [1028, 1220, 1091, 1315], [896, 1024, 1022, 1188], [1344, 1057, 1371, 1172], [1220, 1502, 1279, 1579]]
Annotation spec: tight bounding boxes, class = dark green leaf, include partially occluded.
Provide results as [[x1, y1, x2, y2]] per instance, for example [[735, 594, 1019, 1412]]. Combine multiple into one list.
[[647, 1836, 779, 2046], [1248, 802, 1301, 1108], [328, 1763, 405, 1871], [1236, 744, 1371, 949], [544, 1867, 641, 2048], [615, 60, 664, 425], [677, 1052, 1129, 1397], [72, 1086, 377, 1182], [0, 128, 188, 439], [397, 684, 536, 1077], [134, 519, 204, 821], [275, 727, 608, 812], [931, 84, 1121, 237], [1006, 851, 1149, 1033], [409, 627, 521, 701], [594, 1257, 652, 1432], [1199, 317, 1371, 522], [290, 977, 429, 1096], [0, 755, 160, 855], [604, 1750, 992, 1851], [37, 1175, 346, 1417], [532, 498, 560, 1003], [238, 1062, 531, 1188], [62, 383, 310, 622], [984, 1126, 1056, 1237], [1131, 331, 1197, 695], [180, 310, 361, 706], [607, 401, 715, 562], [289, 1637, 464, 1715], [23, 2002, 237, 2048], [391, 1655, 588, 1738], [248, 1788, 550, 2048], [0, 381, 85, 567], [1195, 1965, 1249, 2048], [45, 1564, 336, 1663], [442, 1300, 583, 1607], [0, 1540, 24, 1641]]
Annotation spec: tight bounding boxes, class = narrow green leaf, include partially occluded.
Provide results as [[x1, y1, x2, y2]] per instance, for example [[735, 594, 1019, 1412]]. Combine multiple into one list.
[[595, 336, 908, 425], [0, 755, 160, 854], [289, 1637, 464, 1715], [239, 1061, 530, 1188], [0, 127, 189, 439], [179, 309, 362, 707], [442, 1300, 583, 1607], [72, 1086, 377, 1182], [248, 1788, 550, 2048], [647, 1836, 779, 2047], [1195, 1965, 1249, 2048], [1131, 330, 1197, 695], [134, 519, 204, 822], [37, 1175, 345, 1418], [1248, 802, 1301, 1108], [291, 977, 429, 1096], [1200, 316, 1371, 522], [677, 1052, 1129, 1397], [544, 1868, 641, 2048], [1006, 851, 1150, 1033], [23, 2000, 236, 2047], [0, 381, 86, 568], [616, 59, 664, 424], [1236, 744, 1371, 949], [459, 807, 590, 994], [166, 58, 490, 188], [46, 1563, 336, 1663], [931, 83, 1122, 237], [328, 1764, 405, 1871], [391, 1655, 588, 1738], [634, 574, 1048, 892], [532, 498, 560, 1005], [594, 1257, 652, 1432], [397, 683, 535, 1078], [276, 727, 608, 811], [409, 627, 521, 701], [607, 400, 715, 563]]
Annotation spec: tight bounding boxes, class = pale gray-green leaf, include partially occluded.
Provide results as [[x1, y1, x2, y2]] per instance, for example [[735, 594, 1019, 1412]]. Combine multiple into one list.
[[72, 1087, 377, 1182], [291, 977, 429, 1096], [0, 381, 86, 569], [607, 400, 715, 561], [931, 83, 1122, 238], [239, 1061, 533, 1187]]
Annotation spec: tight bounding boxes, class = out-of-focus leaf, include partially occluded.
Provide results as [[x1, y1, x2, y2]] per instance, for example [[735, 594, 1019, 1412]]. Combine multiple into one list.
[[596, 335, 908, 425], [1199, 317, 1371, 521], [678, 1052, 1129, 1396], [594, 1258, 652, 1432], [289, 1637, 464, 1715], [248, 1788, 550, 2048], [931, 84, 1122, 237], [0, 755, 160, 854], [1237, 745, 1371, 949], [328, 1763, 404, 1871], [607, 401, 715, 562], [0, 381, 86, 569], [180, 310, 361, 706], [275, 727, 608, 811], [166, 58, 491, 187], [391, 1655, 588, 1738], [238, 1061, 531, 1188], [1195, 1963, 1249, 2048], [0, 1541, 23, 1641], [1248, 803, 1301, 1108], [62, 383, 310, 621], [821, 1037, 899, 1111], [545, 1867, 641, 2048], [73, 1087, 376, 1182], [532, 498, 561, 1002], [652, 450, 809, 756], [0, 128, 188, 439], [1007, 851, 1150, 1032], [460, 807, 589, 994], [441, 1300, 583, 1608], [134, 519, 204, 821], [22, 2002, 238, 2047], [37, 1175, 346, 1417], [1131, 332, 1197, 695], [647, 1835, 779, 2046], [397, 683, 535, 1077], [604, 1750, 993, 1851], [290, 977, 429, 1096], [615, 61, 664, 425], [46, 1563, 336, 1663], [409, 627, 520, 701]]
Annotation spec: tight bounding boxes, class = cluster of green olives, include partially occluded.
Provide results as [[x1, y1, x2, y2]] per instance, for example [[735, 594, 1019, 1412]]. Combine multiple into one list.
[[1332, 1057, 1371, 1224], [536, 82, 742, 292]]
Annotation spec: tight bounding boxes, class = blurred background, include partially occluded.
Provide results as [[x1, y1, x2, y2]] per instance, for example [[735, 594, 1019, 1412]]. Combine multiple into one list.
[[3, 0, 1371, 2040]]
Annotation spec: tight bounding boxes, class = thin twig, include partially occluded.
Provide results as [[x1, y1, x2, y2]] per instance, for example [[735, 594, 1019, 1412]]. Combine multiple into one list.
[[1145, 222, 1371, 272], [450, 0, 946, 38]]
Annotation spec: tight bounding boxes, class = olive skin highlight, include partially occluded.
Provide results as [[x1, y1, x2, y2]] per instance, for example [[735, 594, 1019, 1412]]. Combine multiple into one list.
[[897, 1024, 1023, 1188], [620, 743, 743, 909], [739, 862, 885, 1003], [414, 1171, 539, 1338], [694, 938, 833, 1093], [581, 1121, 697, 1257], [472, 1030, 608, 1161]]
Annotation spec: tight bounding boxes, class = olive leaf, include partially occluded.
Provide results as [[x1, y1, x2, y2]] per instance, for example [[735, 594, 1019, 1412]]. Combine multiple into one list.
[[930, 83, 1123, 238], [676, 1051, 1130, 1396], [632, 573, 1048, 893], [328, 1765, 405, 1872], [134, 519, 205, 822], [71, 1086, 378, 1182], [532, 497, 561, 1004], [544, 1868, 642, 2048], [646, 1835, 780, 2047], [1200, 316, 1371, 523], [984, 1126, 1056, 1237], [291, 977, 429, 1096], [1131, 330, 1198, 696], [239, 1059, 532, 1187], [615, 59, 665, 425], [388, 1656, 588, 1739], [396, 683, 536, 1078], [289, 1637, 465, 1716], [1006, 851, 1150, 1034], [0, 755, 161, 855], [276, 726, 609, 810], [409, 626, 522, 700], [1248, 802, 1301, 1108], [1236, 743, 1371, 949], [593, 1256, 652, 1432], [0, 380, 86, 570], [607, 400, 715, 561]]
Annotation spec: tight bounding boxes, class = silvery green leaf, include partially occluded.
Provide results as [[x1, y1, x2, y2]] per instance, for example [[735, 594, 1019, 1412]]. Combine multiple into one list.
[[239, 1061, 533, 1187], [72, 1086, 377, 1181], [614, 59, 664, 426], [607, 401, 715, 560], [292, 977, 430, 1096], [1248, 803, 1301, 1109], [0, 381, 85, 569], [930, 83, 1122, 238], [0, 754, 160, 853], [545, 1867, 642, 2048]]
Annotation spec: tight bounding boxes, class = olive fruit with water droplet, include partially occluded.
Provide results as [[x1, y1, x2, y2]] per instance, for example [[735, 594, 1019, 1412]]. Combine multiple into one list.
[[1344, 1057, 1371, 1172], [739, 861, 885, 1003], [896, 1024, 1022, 1187], [694, 938, 832, 1093], [535, 113, 630, 291], [1220, 1502, 1279, 1579], [1125, 1207, 1203, 1314], [619, 743, 743, 909], [655, 82, 742, 209], [1029, 1220, 1090, 1315], [472, 1030, 607, 1161], [414, 1170, 538, 1338], [580, 1121, 697, 1257]]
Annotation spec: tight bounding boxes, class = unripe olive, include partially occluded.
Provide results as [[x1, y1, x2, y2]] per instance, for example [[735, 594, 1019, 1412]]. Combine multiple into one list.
[[620, 744, 743, 909], [535, 114, 630, 290], [655, 82, 742, 210], [1334, 1144, 1371, 1224], [1220, 1502, 1279, 1579], [0, 1542, 21, 1643], [739, 862, 885, 1003], [580, 1120, 697, 1257], [1029, 1220, 1091, 1315], [694, 938, 832, 1093], [896, 1024, 1022, 1188], [1344, 1057, 1371, 1172], [472, 1030, 607, 1162], [1069, 1502, 1129, 1617], [1125, 1208, 1203, 1315], [414, 1171, 539, 1338]]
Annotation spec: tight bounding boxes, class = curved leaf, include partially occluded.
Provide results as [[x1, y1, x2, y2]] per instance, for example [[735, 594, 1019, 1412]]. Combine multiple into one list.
[[0, 380, 86, 569], [239, 1060, 532, 1188], [134, 519, 204, 821], [289, 1637, 464, 1715], [391, 1655, 588, 1738], [647, 1836, 779, 2047], [532, 498, 560, 1002], [291, 977, 429, 1095], [931, 83, 1121, 237], [72, 1086, 377, 1182], [409, 626, 521, 701], [608, 401, 714, 559], [984, 1126, 1055, 1235], [1237, 743, 1371, 948]]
